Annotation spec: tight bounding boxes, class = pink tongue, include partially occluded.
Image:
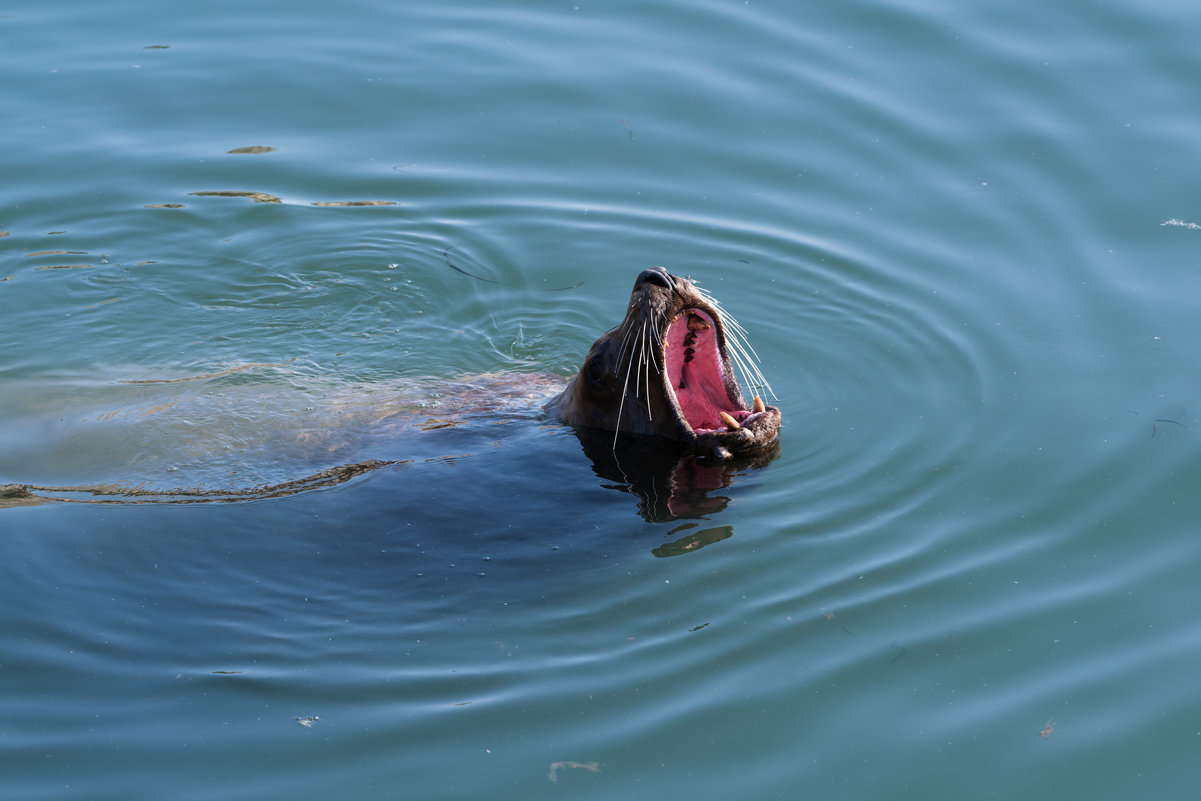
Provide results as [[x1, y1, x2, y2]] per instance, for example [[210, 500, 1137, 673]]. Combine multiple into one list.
[[678, 376, 731, 430]]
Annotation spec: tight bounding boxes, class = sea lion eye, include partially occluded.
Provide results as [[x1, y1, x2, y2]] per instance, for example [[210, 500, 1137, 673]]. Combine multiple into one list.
[[587, 359, 604, 383]]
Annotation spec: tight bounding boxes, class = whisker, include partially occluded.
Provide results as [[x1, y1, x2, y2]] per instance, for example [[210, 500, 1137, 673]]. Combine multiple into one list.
[[618, 318, 637, 363], [641, 320, 653, 418], [724, 320, 771, 384], [695, 285, 776, 400], [634, 321, 647, 403], [728, 337, 775, 399], [716, 308, 760, 360], [613, 333, 638, 451], [732, 334, 775, 397], [648, 309, 664, 375]]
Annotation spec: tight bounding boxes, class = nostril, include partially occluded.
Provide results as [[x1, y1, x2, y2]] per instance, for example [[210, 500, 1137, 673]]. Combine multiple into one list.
[[636, 267, 672, 289]]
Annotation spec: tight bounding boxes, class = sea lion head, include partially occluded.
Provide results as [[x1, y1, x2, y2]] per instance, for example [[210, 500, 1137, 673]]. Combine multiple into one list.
[[547, 267, 781, 460]]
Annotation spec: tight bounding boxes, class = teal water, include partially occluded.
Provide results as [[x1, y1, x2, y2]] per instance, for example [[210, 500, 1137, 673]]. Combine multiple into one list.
[[5, 0, 1201, 798]]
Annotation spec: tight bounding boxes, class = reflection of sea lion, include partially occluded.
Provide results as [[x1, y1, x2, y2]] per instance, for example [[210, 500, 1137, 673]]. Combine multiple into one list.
[[570, 424, 779, 523], [546, 267, 781, 460]]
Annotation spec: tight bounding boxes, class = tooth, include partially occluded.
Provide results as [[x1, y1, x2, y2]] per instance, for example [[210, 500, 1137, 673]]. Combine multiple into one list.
[[753, 396, 765, 413], [719, 411, 741, 431]]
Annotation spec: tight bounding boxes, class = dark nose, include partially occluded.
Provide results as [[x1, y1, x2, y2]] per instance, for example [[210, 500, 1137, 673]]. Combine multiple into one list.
[[636, 267, 673, 289]]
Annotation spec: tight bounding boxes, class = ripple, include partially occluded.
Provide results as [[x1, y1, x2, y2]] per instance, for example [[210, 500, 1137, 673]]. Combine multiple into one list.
[[7, 0, 1201, 797]]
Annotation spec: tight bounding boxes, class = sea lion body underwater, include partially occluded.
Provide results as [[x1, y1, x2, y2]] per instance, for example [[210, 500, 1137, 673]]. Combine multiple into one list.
[[546, 267, 781, 460]]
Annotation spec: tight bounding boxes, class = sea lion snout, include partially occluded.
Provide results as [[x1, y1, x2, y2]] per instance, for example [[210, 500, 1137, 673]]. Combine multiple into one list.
[[636, 267, 674, 290]]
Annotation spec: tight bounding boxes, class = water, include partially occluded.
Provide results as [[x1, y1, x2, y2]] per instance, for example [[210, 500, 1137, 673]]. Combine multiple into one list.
[[4, 0, 1201, 797]]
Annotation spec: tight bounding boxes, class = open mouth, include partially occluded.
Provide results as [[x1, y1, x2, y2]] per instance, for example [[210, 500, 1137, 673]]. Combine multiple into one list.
[[662, 308, 768, 435]]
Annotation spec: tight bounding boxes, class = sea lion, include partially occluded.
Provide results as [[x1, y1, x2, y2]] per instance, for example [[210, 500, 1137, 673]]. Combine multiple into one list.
[[546, 267, 781, 460], [2, 268, 779, 507]]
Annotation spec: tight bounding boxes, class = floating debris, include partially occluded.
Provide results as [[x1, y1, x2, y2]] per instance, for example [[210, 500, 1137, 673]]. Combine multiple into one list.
[[310, 200, 398, 207], [295, 715, 319, 728], [190, 190, 281, 204], [416, 418, 467, 431], [118, 362, 284, 385], [547, 761, 600, 784], [651, 525, 733, 558], [227, 146, 275, 154], [1162, 218, 1201, 230], [14, 458, 406, 505], [145, 203, 186, 209]]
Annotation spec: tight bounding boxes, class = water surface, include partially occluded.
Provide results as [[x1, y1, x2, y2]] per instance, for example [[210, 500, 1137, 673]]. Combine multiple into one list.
[[4, 0, 1201, 798]]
